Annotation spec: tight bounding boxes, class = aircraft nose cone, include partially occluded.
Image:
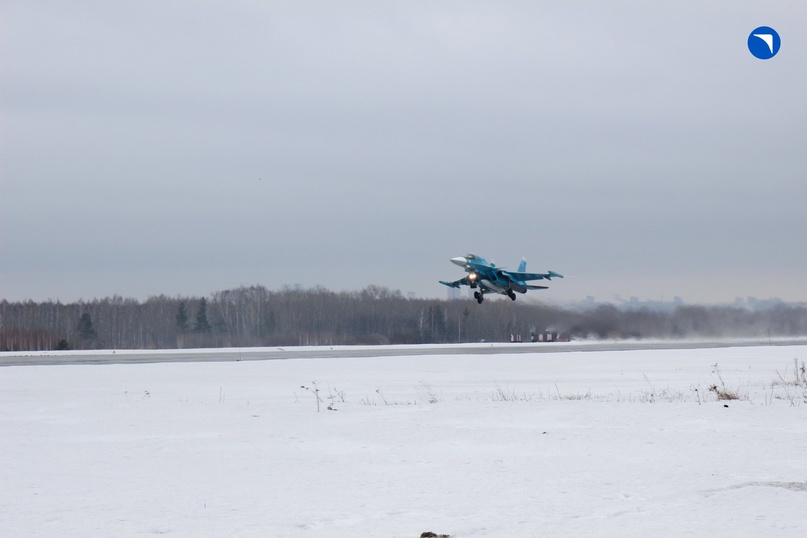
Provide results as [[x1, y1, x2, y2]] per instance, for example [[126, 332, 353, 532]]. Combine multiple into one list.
[[451, 256, 467, 267]]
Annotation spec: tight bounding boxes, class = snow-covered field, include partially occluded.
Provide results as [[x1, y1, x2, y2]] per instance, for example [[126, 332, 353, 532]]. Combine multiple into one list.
[[2, 344, 806, 537]]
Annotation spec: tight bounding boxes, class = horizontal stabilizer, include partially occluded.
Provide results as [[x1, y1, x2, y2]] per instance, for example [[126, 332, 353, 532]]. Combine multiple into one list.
[[502, 270, 561, 281], [526, 285, 549, 290]]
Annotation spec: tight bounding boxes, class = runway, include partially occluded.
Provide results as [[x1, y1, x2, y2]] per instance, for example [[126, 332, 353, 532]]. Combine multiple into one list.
[[3, 338, 807, 367]]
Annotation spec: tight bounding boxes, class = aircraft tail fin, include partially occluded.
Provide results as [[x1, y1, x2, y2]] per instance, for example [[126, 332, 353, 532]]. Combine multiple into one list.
[[517, 257, 527, 273]]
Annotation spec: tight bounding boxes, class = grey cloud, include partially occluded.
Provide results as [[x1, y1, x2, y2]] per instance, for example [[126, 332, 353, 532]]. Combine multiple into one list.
[[2, 1, 805, 303]]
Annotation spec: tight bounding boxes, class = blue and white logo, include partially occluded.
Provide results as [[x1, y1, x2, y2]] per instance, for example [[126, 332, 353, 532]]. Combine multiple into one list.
[[748, 26, 780, 59]]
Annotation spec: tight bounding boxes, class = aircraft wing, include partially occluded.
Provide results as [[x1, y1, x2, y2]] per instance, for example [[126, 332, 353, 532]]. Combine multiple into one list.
[[503, 270, 564, 281], [439, 278, 468, 288]]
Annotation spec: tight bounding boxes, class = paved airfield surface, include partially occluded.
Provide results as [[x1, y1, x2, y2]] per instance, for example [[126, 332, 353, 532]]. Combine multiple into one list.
[[3, 338, 807, 367]]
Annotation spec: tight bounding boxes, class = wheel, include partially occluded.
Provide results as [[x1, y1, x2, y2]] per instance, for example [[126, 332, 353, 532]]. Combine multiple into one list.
[[508, 290, 516, 301]]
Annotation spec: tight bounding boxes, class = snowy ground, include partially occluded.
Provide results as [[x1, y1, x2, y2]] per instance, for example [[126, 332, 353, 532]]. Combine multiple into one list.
[[2, 344, 806, 537]]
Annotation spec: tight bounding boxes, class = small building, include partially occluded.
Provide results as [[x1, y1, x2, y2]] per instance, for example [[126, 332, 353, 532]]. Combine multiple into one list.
[[531, 331, 556, 342], [530, 331, 570, 342]]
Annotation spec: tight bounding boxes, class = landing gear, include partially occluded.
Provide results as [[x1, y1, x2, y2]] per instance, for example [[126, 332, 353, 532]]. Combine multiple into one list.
[[507, 290, 517, 301], [474, 291, 484, 304]]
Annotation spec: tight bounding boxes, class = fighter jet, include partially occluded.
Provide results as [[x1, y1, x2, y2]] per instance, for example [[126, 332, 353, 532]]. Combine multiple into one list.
[[440, 253, 563, 304]]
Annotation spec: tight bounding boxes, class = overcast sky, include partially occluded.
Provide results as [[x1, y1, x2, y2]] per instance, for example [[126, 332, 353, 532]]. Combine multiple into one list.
[[2, 1, 806, 305]]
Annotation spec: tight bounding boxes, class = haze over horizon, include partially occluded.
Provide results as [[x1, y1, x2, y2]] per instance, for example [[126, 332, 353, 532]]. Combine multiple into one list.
[[2, 2, 806, 305]]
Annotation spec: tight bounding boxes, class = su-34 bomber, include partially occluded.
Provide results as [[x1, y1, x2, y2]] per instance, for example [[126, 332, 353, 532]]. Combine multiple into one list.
[[440, 253, 563, 304]]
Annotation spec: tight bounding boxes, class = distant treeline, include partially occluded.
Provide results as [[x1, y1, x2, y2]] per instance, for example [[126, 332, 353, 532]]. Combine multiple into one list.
[[2, 285, 807, 351]]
